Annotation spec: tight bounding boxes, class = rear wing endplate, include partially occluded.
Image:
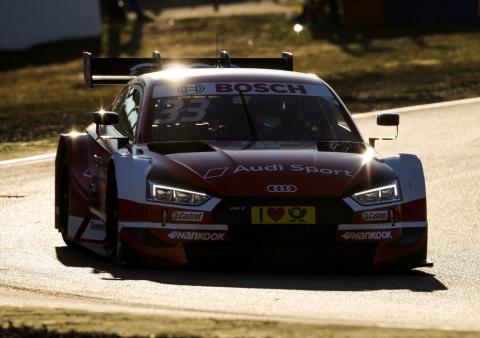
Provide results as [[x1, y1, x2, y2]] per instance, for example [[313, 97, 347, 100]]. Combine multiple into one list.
[[83, 51, 293, 88]]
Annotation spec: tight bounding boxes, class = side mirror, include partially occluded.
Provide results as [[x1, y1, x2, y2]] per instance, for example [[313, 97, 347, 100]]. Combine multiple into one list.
[[94, 110, 118, 138], [377, 113, 399, 126], [369, 113, 399, 147], [93, 110, 119, 125]]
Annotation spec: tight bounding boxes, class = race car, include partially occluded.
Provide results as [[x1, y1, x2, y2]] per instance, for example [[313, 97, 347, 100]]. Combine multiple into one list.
[[54, 50, 431, 268]]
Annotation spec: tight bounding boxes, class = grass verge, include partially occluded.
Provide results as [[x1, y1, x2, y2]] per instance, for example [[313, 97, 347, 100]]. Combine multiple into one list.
[[0, 137, 57, 161], [1, 306, 479, 338]]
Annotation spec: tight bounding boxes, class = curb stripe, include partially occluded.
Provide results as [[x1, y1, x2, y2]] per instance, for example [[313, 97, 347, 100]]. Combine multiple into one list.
[[0, 152, 55, 167], [353, 97, 480, 119]]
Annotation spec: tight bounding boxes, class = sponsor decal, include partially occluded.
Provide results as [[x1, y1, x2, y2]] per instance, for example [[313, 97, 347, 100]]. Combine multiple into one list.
[[153, 82, 334, 98], [167, 231, 226, 241], [82, 168, 94, 178], [229, 205, 247, 211], [362, 210, 389, 222], [203, 164, 352, 179], [251, 206, 315, 224], [89, 220, 106, 231], [266, 184, 298, 193], [178, 83, 205, 95], [216, 82, 307, 94], [171, 211, 204, 222], [340, 230, 392, 241], [289, 164, 353, 176], [233, 164, 283, 174], [203, 167, 229, 179]]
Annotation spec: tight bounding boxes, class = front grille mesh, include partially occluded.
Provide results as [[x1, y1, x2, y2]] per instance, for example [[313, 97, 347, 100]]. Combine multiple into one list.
[[184, 198, 369, 266]]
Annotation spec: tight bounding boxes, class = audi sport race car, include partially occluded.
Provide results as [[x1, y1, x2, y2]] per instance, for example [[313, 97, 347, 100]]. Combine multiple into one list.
[[54, 51, 431, 269]]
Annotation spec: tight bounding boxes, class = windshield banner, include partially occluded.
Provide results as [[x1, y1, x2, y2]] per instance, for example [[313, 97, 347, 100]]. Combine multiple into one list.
[[153, 82, 334, 98]]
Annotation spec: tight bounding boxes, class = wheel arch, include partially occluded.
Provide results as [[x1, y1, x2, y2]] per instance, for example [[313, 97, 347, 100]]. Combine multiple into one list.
[[104, 155, 151, 259], [54, 132, 92, 232], [54, 136, 68, 230]]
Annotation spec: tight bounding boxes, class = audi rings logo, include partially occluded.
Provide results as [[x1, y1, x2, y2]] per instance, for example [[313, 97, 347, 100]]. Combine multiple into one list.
[[178, 83, 205, 95], [266, 184, 298, 193]]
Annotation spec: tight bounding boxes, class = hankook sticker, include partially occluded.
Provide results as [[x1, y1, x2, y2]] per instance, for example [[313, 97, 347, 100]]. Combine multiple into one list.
[[167, 231, 226, 241], [340, 231, 393, 241]]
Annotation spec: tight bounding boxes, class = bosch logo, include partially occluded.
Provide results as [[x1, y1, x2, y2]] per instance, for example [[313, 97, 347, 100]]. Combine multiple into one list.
[[266, 185, 298, 193], [178, 83, 205, 95]]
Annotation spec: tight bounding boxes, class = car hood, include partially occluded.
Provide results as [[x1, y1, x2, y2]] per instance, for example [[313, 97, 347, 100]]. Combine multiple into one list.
[[143, 141, 397, 198]]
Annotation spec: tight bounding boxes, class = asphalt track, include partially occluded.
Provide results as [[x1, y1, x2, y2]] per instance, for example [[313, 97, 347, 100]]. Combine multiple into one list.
[[0, 101, 479, 330]]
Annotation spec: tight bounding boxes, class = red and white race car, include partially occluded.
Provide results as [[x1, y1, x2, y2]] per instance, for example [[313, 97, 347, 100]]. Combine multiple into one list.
[[55, 51, 431, 268]]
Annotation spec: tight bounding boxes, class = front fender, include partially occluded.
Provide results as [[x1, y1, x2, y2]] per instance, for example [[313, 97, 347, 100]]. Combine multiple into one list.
[[111, 153, 152, 204], [383, 153, 426, 204]]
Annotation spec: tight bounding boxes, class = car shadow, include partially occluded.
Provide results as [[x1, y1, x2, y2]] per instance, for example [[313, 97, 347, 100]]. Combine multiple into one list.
[[55, 245, 447, 293]]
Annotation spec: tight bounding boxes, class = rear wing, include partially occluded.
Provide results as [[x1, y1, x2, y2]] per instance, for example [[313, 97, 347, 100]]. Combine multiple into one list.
[[83, 50, 293, 88]]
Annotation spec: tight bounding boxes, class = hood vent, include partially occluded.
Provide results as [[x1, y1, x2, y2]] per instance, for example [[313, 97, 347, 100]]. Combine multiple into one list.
[[147, 142, 216, 155], [317, 142, 367, 154]]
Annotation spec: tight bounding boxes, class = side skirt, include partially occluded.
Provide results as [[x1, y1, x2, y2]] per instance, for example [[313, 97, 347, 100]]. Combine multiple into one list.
[[66, 214, 109, 257]]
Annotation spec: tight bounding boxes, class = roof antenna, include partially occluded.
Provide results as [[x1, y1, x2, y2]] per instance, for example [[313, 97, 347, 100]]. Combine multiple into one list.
[[152, 50, 161, 70], [219, 50, 230, 68], [215, 33, 219, 56], [282, 52, 293, 71]]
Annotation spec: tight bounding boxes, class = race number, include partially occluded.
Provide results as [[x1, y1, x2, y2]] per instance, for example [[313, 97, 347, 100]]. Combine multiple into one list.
[[156, 98, 209, 124]]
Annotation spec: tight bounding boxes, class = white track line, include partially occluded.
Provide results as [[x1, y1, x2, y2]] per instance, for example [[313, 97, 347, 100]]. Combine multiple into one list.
[[0, 152, 56, 167], [354, 96, 480, 119], [1, 96, 479, 166]]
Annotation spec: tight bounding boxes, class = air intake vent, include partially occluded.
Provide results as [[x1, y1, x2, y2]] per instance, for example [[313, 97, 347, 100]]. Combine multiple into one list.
[[317, 141, 366, 154], [147, 142, 215, 155]]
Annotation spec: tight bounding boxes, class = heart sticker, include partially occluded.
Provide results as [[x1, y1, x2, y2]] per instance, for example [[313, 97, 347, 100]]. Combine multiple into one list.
[[267, 207, 285, 222]]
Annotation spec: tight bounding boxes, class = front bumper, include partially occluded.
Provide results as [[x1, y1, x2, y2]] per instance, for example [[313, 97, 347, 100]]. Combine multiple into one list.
[[119, 223, 428, 268], [117, 197, 429, 268]]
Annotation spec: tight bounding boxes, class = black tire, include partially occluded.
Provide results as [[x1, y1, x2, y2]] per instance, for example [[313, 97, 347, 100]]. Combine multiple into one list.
[[59, 153, 75, 247], [106, 171, 120, 259]]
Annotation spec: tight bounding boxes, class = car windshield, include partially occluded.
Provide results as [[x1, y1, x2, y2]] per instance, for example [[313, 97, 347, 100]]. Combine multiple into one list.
[[148, 82, 361, 142]]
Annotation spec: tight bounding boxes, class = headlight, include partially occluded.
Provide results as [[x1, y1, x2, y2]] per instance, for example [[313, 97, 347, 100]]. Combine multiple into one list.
[[148, 181, 210, 205], [352, 181, 401, 205]]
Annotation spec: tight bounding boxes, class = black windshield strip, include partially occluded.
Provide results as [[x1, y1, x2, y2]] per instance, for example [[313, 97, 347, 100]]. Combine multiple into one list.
[[237, 91, 257, 141]]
